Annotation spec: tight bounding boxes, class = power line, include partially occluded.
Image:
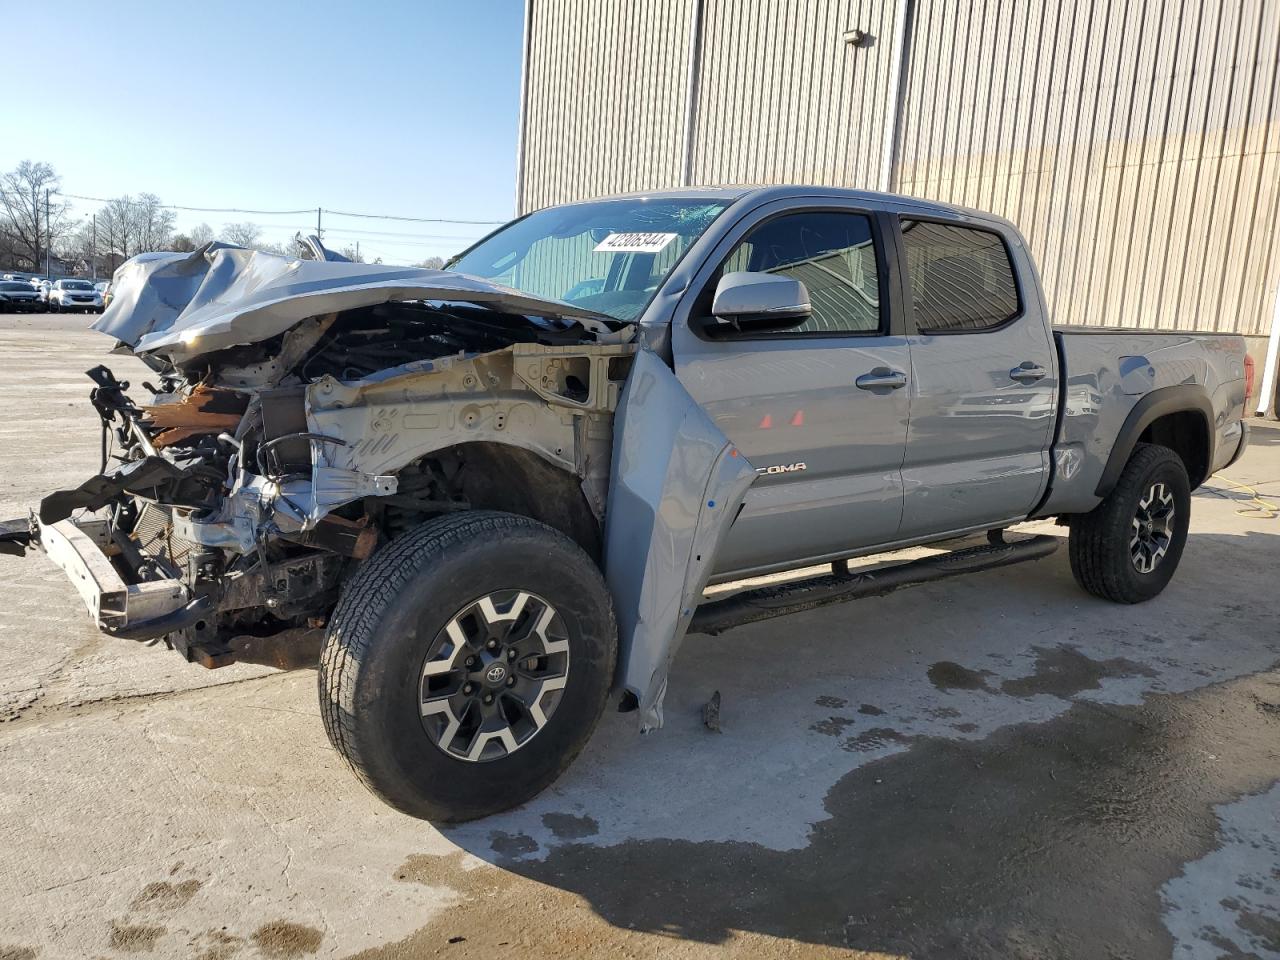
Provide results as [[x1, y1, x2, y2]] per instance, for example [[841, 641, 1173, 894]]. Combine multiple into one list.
[[319, 235, 470, 249], [62, 193, 506, 225], [297, 225, 481, 241], [63, 194, 313, 216], [207, 222, 481, 242], [324, 208, 503, 226]]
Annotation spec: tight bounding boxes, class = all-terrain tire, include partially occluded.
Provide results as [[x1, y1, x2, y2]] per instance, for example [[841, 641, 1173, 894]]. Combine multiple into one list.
[[318, 510, 617, 822], [1068, 443, 1191, 603]]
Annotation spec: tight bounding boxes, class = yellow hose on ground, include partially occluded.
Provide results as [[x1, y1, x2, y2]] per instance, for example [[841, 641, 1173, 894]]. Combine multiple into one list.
[[1207, 477, 1280, 520]]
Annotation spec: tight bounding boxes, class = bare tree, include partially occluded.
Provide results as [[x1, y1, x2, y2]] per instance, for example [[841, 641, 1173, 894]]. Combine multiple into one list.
[[340, 245, 367, 263], [133, 194, 176, 253], [188, 222, 214, 247], [0, 161, 72, 273], [170, 234, 196, 253], [418, 256, 446, 270], [92, 196, 135, 272], [220, 222, 261, 248]]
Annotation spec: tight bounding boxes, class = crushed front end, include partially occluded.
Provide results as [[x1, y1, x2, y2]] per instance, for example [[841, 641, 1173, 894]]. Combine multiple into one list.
[[1, 241, 635, 668]]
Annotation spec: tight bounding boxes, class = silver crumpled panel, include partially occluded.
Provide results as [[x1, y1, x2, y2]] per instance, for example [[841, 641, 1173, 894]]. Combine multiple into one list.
[[92, 243, 613, 362], [604, 350, 756, 732]]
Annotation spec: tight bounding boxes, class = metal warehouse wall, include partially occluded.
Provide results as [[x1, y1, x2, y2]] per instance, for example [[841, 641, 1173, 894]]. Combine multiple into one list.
[[518, 0, 692, 212], [896, 0, 1280, 334], [517, 0, 1280, 337]]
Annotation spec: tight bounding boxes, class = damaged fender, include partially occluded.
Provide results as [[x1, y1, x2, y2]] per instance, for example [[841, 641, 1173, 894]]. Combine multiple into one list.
[[604, 350, 756, 731]]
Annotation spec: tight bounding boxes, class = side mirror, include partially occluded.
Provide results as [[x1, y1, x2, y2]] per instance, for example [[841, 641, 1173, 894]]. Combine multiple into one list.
[[708, 271, 811, 334]]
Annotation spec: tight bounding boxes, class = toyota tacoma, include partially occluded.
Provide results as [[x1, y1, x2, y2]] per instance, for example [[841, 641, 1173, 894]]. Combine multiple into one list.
[[0, 187, 1250, 821]]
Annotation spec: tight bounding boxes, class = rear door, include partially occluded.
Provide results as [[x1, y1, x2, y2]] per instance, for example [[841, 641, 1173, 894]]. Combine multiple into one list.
[[895, 217, 1057, 538], [670, 200, 911, 577]]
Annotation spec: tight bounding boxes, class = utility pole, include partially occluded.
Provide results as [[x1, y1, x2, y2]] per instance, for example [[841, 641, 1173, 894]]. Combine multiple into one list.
[[44, 190, 51, 279], [91, 213, 97, 281], [355, 241, 360, 262], [316, 207, 322, 240], [32, 184, 39, 275]]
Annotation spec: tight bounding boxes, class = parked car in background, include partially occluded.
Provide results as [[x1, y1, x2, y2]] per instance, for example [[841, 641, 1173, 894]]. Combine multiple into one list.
[[0, 280, 43, 312], [47, 279, 103, 313], [100, 281, 113, 308]]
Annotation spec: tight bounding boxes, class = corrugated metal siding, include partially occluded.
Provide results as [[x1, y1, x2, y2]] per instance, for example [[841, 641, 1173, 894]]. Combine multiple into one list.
[[519, 0, 691, 212], [520, 0, 1280, 336], [689, 0, 899, 187], [897, 0, 1280, 335]]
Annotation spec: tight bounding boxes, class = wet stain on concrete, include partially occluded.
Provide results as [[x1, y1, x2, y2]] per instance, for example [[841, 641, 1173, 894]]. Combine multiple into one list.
[[130, 878, 202, 911], [1000, 645, 1156, 699], [857, 703, 884, 716], [360, 668, 1280, 960], [1252, 693, 1280, 718], [489, 831, 539, 858], [841, 727, 915, 753], [192, 929, 242, 960], [109, 921, 165, 952], [953, 722, 979, 733], [0, 948, 36, 960], [927, 660, 994, 692], [1234, 908, 1280, 953], [926, 706, 961, 719], [814, 695, 847, 708], [542, 812, 600, 840], [809, 716, 855, 737], [250, 921, 322, 958]]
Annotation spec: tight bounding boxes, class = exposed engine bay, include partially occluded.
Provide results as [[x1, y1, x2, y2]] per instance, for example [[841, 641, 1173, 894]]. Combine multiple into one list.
[[27, 243, 637, 668]]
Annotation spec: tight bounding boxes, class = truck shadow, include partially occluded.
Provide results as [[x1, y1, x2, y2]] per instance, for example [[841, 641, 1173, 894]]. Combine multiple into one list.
[[436, 527, 1280, 958]]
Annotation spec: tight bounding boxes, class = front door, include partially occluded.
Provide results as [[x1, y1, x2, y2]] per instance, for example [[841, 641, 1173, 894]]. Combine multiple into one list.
[[670, 204, 911, 577], [895, 217, 1057, 538]]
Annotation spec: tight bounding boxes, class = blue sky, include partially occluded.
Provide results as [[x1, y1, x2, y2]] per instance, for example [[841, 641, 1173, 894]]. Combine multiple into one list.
[[3, 0, 525, 263]]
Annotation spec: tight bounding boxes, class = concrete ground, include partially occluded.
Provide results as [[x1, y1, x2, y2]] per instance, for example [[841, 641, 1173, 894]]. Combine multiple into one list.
[[1, 313, 1277, 960]]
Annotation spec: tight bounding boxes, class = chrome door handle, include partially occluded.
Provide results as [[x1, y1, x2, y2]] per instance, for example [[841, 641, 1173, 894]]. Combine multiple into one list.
[[1009, 362, 1047, 382], [855, 368, 908, 390]]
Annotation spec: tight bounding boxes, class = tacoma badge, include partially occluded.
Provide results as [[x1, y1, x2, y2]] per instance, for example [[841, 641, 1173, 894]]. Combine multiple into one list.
[[756, 462, 807, 476]]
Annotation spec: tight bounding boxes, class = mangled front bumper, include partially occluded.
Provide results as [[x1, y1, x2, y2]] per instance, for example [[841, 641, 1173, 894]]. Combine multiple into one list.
[[12, 516, 195, 640]]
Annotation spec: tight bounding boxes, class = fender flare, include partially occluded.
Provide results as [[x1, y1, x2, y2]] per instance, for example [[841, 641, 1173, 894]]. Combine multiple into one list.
[[1094, 385, 1214, 497]]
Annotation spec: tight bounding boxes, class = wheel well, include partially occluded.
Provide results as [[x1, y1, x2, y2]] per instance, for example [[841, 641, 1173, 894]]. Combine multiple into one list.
[[383, 442, 602, 561], [1139, 410, 1209, 488]]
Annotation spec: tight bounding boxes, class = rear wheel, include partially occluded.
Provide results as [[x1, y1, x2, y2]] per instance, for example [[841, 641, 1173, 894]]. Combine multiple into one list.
[[1068, 443, 1191, 603], [319, 511, 616, 821]]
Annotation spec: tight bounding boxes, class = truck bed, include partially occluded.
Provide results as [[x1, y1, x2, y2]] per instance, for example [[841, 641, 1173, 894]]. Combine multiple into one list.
[[1034, 328, 1247, 516]]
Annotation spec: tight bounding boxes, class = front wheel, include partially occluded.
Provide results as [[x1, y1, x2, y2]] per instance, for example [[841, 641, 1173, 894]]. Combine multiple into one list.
[[1068, 443, 1191, 603], [319, 511, 617, 822]]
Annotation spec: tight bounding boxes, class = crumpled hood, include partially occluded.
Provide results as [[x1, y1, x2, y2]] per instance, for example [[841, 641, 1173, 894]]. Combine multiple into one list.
[[92, 242, 612, 363]]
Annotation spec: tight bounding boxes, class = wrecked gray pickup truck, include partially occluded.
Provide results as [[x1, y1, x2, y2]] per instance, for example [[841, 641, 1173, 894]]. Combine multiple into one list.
[[1, 187, 1250, 822]]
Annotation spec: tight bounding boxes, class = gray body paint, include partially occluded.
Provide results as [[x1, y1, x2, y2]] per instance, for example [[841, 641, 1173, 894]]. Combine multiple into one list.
[[603, 351, 756, 730], [20, 187, 1251, 740]]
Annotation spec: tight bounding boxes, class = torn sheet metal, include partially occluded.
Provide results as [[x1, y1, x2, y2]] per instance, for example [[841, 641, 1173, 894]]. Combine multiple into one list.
[[39, 455, 199, 525], [604, 350, 756, 731], [92, 242, 616, 363]]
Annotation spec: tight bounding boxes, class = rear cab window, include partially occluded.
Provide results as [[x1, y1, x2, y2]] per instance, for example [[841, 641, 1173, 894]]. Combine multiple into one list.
[[899, 219, 1020, 333]]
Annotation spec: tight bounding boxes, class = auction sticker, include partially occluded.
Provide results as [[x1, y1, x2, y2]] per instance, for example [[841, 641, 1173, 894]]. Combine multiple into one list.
[[594, 232, 678, 253]]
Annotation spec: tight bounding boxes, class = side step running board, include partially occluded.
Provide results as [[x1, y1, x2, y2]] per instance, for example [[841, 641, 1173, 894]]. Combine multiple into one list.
[[688, 534, 1058, 636]]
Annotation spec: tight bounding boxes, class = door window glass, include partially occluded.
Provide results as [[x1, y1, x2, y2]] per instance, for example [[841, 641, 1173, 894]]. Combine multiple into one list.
[[900, 219, 1020, 332], [716, 211, 882, 335]]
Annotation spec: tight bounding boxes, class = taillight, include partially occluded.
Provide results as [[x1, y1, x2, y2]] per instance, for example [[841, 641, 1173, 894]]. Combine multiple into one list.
[[1244, 355, 1255, 410]]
